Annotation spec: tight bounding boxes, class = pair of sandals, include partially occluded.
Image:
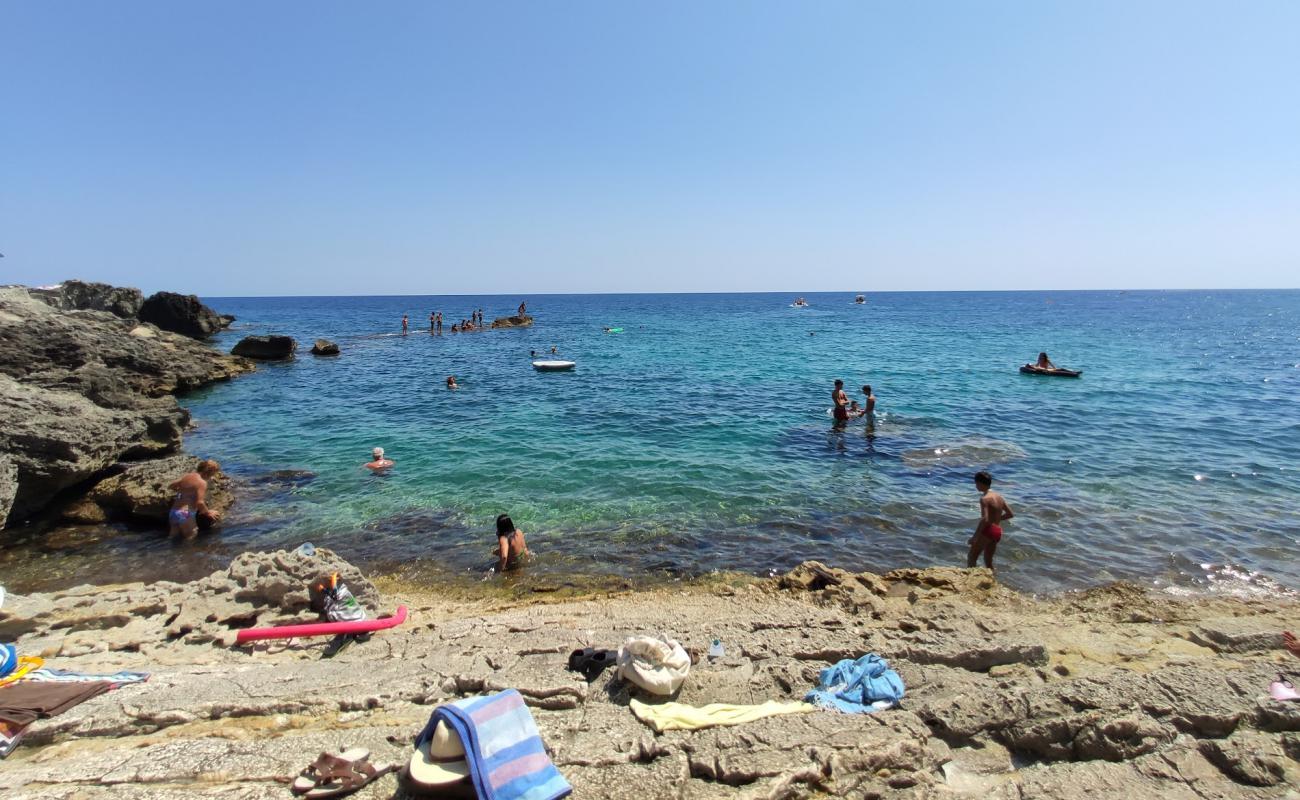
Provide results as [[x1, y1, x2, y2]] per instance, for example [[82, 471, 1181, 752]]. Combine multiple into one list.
[[1271, 673, 1300, 702], [568, 647, 618, 682], [292, 748, 395, 798]]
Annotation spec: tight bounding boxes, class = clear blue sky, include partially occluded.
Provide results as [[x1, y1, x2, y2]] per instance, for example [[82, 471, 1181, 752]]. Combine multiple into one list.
[[2, 1, 1297, 295]]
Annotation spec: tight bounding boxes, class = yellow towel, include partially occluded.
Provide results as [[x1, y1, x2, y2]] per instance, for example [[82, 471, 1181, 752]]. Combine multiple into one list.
[[629, 698, 817, 733], [0, 656, 44, 688]]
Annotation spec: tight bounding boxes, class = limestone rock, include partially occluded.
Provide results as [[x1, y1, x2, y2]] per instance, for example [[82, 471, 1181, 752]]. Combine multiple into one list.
[[310, 339, 339, 356], [29, 280, 144, 318], [0, 454, 17, 528], [232, 335, 297, 360], [61, 454, 233, 525], [1198, 731, 1289, 786], [138, 291, 226, 339], [490, 314, 534, 329]]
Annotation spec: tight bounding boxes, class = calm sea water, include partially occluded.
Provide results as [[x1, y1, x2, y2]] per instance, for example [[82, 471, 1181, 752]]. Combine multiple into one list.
[[5, 291, 1299, 596]]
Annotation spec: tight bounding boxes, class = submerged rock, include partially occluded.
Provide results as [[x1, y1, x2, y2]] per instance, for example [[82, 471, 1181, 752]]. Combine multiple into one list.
[[490, 314, 534, 329], [138, 291, 227, 339], [232, 334, 297, 360], [310, 338, 340, 356]]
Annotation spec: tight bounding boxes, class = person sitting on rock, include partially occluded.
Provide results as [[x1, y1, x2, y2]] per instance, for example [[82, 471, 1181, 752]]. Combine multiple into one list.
[[168, 460, 221, 539], [365, 447, 394, 471]]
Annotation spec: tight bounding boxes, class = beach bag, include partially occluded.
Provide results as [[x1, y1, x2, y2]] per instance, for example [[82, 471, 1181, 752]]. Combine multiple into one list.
[[617, 635, 691, 696], [315, 573, 367, 623]]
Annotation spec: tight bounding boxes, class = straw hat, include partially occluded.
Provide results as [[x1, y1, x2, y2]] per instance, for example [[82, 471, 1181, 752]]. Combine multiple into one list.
[[406, 720, 472, 795]]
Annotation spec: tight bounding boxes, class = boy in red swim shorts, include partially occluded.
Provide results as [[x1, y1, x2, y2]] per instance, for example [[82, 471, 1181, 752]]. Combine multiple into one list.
[[968, 471, 1014, 570]]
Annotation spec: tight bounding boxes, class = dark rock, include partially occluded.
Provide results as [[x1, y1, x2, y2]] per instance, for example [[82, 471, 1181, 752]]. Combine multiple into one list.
[[310, 339, 340, 356], [490, 314, 534, 329], [60, 454, 233, 525], [218, 314, 236, 329], [28, 280, 143, 318], [0, 287, 251, 527], [232, 335, 297, 360], [139, 291, 226, 339]]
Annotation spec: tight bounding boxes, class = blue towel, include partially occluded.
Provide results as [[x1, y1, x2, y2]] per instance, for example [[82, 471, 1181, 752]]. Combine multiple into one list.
[[805, 653, 905, 714], [24, 668, 149, 686], [414, 689, 571, 800]]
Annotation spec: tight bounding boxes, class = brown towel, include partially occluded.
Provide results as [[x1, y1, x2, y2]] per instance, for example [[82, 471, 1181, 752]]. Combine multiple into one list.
[[0, 680, 112, 726]]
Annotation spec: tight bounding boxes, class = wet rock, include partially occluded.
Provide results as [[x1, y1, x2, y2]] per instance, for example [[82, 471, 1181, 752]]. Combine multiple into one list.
[[232, 335, 297, 360], [29, 280, 144, 318], [138, 291, 226, 339], [61, 454, 233, 525], [310, 339, 339, 356], [490, 314, 534, 329]]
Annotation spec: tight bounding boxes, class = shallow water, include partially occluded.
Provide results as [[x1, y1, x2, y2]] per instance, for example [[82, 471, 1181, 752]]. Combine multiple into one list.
[[4, 290, 1298, 596]]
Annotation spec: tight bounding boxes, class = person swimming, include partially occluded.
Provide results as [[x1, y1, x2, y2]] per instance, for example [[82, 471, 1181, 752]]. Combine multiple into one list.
[[365, 447, 394, 470], [494, 514, 530, 573], [446, 375, 459, 390]]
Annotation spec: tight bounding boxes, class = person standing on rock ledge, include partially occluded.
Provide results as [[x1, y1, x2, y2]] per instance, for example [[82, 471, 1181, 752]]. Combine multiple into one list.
[[168, 460, 221, 539], [402, 315, 409, 334]]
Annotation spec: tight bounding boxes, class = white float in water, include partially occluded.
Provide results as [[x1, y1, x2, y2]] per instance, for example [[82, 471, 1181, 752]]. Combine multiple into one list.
[[533, 360, 576, 371]]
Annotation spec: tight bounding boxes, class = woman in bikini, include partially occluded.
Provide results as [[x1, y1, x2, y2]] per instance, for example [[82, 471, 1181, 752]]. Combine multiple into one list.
[[494, 514, 530, 573]]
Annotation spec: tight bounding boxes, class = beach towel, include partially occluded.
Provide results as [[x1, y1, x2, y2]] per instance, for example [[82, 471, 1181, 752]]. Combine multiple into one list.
[[23, 668, 150, 687], [0, 656, 43, 688], [616, 636, 690, 696], [0, 680, 113, 726], [414, 689, 571, 800], [805, 653, 905, 714], [0, 718, 27, 758], [0, 645, 14, 678], [629, 698, 816, 733]]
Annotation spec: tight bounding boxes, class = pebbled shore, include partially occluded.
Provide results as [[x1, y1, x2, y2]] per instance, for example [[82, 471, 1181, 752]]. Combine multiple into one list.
[[1, 552, 1297, 798]]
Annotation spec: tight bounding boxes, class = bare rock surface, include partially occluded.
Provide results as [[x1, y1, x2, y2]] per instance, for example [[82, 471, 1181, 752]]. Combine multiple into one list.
[[29, 279, 145, 318], [232, 334, 297, 360], [490, 313, 534, 329], [0, 286, 250, 528], [1, 556, 1296, 798]]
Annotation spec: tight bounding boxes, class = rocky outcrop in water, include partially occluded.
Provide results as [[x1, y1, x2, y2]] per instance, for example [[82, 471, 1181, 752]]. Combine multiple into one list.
[[138, 290, 230, 339], [1, 557, 1295, 798], [490, 313, 534, 329], [0, 285, 251, 530], [310, 338, 339, 356], [232, 334, 297, 359]]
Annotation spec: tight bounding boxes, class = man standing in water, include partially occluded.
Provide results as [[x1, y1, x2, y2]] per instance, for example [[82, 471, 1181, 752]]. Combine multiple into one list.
[[967, 471, 1014, 570], [402, 314, 409, 334], [436, 312, 443, 335], [429, 311, 436, 332], [831, 379, 850, 424], [168, 460, 221, 539], [858, 385, 876, 417]]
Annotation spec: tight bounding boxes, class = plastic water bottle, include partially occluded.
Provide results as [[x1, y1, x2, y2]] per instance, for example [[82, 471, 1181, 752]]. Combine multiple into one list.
[[708, 638, 724, 659], [296, 542, 316, 557]]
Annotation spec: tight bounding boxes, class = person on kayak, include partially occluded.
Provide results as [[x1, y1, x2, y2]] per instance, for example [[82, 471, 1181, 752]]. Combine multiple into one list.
[[1035, 352, 1057, 370]]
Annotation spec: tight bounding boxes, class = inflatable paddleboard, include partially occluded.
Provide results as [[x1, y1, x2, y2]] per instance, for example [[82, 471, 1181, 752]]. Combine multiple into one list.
[[1019, 365, 1082, 378], [533, 360, 576, 371], [235, 605, 408, 643]]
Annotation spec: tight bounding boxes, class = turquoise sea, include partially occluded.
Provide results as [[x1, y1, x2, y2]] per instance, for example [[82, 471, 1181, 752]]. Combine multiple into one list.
[[7, 291, 1299, 595]]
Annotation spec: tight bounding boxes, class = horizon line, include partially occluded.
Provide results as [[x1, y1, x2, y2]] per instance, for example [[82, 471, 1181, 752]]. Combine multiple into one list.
[[195, 286, 1299, 300]]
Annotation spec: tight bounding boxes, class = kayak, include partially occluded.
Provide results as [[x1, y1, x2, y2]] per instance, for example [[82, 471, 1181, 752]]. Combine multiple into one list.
[[533, 360, 576, 371], [235, 605, 408, 643], [1019, 365, 1082, 378]]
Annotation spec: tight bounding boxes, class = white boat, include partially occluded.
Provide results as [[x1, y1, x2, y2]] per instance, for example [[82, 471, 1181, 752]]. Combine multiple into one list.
[[791, 297, 809, 307], [532, 360, 576, 371], [855, 294, 865, 304]]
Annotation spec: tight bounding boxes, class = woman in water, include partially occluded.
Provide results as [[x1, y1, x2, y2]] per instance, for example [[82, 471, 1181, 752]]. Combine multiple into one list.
[[1035, 352, 1057, 370], [494, 514, 530, 573], [446, 375, 459, 390]]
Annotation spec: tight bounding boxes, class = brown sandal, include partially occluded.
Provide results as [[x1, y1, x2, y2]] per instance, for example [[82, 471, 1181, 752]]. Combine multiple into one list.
[[291, 750, 392, 798]]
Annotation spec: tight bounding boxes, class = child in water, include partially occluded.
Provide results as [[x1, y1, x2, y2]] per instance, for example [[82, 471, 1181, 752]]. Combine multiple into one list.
[[967, 471, 1014, 569]]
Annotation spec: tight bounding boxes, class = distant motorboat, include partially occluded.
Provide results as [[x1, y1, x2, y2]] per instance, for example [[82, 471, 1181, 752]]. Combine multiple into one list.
[[791, 297, 809, 308], [854, 294, 865, 304]]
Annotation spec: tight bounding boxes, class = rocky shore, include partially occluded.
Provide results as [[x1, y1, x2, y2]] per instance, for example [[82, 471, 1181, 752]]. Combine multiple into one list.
[[1, 551, 1297, 798], [0, 281, 249, 531]]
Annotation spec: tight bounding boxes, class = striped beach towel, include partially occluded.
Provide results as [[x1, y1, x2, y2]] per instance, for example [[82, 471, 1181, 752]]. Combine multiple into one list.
[[24, 669, 149, 686], [416, 689, 571, 800]]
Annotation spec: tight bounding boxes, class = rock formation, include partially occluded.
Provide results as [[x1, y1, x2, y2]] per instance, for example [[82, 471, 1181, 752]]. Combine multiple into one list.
[[28, 279, 144, 318], [59, 454, 234, 525], [491, 313, 534, 329], [0, 557, 1295, 798], [232, 334, 297, 359], [0, 285, 251, 530], [138, 290, 229, 339], [310, 338, 340, 356]]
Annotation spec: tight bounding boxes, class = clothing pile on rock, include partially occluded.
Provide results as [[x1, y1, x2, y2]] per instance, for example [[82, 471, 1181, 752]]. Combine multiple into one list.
[[615, 636, 690, 696], [805, 653, 905, 713], [0, 643, 149, 758]]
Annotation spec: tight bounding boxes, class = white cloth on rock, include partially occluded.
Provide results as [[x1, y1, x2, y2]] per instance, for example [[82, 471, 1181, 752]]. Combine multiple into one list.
[[616, 635, 691, 696]]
